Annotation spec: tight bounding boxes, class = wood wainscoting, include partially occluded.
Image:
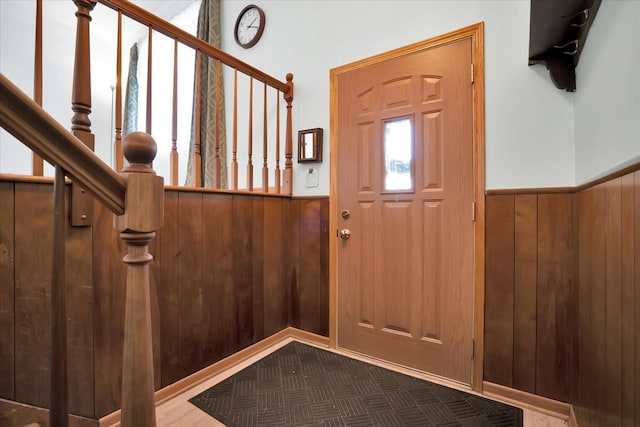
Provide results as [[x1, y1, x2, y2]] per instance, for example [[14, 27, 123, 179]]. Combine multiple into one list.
[[485, 192, 577, 401], [484, 168, 640, 427], [0, 177, 329, 420]]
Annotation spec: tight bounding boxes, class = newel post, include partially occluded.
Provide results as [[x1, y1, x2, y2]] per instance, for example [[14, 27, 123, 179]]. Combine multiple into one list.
[[116, 132, 163, 427]]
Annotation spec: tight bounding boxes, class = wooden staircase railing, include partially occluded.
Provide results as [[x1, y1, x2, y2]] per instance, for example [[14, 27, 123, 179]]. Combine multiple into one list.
[[0, 73, 163, 427], [1, 0, 297, 424], [0, 75, 126, 212], [98, 0, 295, 193], [5, 0, 295, 194]]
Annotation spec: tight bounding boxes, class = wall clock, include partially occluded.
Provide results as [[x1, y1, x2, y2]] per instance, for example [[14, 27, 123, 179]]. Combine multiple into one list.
[[234, 4, 265, 49]]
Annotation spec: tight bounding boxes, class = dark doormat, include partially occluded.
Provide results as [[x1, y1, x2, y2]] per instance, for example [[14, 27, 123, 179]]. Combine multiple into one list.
[[189, 341, 523, 426]]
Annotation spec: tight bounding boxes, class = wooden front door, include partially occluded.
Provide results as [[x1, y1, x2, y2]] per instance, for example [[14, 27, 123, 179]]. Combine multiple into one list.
[[335, 37, 475, 384]]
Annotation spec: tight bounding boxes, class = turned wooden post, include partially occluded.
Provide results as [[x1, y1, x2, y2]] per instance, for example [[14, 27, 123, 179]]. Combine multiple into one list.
[[114, 11, 124, 172], [283, 73, 294, 195], [116, 132, 163, 427], [71, 0, 97, 226]]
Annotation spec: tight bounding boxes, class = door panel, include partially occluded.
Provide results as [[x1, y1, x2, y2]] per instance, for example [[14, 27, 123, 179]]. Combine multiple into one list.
[[336, 38, 474, 384]]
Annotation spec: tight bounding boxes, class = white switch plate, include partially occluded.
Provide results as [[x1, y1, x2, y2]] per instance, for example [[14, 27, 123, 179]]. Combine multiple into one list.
[[306, 168, 319, 188]]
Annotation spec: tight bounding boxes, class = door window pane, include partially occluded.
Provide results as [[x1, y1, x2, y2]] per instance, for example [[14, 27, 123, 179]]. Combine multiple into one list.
[[384, 118, 412, 191]]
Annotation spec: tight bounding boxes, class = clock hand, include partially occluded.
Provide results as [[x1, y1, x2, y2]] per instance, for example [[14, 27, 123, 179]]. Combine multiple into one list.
[[246, 17, 257, 28]]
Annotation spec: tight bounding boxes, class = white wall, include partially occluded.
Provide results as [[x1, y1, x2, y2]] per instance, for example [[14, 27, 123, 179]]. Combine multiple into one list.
[[220, 0, 576, 193], [8, 1, 633, 193], [574, 0, 640, 185]]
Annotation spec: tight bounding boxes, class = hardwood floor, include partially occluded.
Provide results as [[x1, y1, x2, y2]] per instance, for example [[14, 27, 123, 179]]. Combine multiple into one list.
[[522, 409, 567, 427], [105, 336, 568, 427]]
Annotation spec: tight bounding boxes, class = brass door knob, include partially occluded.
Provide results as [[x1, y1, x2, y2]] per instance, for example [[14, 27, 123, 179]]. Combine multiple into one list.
[[339, 229, 351, 240]]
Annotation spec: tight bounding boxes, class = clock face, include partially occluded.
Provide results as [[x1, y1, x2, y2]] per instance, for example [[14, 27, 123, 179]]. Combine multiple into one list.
[[234, 5, 265, 49]]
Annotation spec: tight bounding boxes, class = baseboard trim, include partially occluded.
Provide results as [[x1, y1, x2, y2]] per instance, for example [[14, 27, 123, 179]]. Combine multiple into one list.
[[99, 327, 329, 426], [568, 404, 579, 427], [482, 381, 571, 421], [0, 398, 98, 427], [286, 327, 331, 347]]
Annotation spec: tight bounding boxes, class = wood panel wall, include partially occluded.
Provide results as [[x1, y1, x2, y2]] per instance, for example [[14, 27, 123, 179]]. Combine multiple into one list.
[[290, 198, 330, 336], [574, 173, 639, 427], [0, 179, 329, 419], [0, 182, 95, 417], [5, 169, 636, 424], [485, 170, 639, 427], [485, 193, 576, 402]]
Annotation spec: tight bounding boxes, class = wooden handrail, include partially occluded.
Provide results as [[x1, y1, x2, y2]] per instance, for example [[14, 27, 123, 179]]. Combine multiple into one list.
[[0, 73, 126, 215], [97, 0, 290, 94]]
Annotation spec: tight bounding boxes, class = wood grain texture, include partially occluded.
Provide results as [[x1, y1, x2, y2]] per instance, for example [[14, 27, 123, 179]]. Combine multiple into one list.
[[281, 196, 295, 331], [318, 198, 330, 337], [64, 185, 94, 417], [575, 186, 605, 427], [148, 227, 162, 392], [620, 173, 635, 427], [207, 194, 238, 360], [49, 168, 67, 427], [158, 191, 180, 387], [604, 179, 622, 427], [536, 193, 575, 402], [177, 191, 204, 374], [513, 194, 537, 394], [0, 75, 125, 215], [471, 22, 486, 393], [14, 182, 53, 408], [0, 398, 98, 427], [483, 170, 640, 423], [252, 198, 265, 341], [581, 185, 606, 424], [295, 199, 329, 336], [1, 183, 332, 419], [263, 198, 288, 336], [288, 199, 301, 330], [484, 194, 515, 387], [93, 199, 126, 417], [0, 182, 14, 400], [297, 199, 321, 334], [232, 195, 254, 351], [575, 189, 591, 425]]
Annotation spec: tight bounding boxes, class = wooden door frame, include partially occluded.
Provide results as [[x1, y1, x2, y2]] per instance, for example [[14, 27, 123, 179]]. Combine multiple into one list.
[[328, 22, 485, 392]]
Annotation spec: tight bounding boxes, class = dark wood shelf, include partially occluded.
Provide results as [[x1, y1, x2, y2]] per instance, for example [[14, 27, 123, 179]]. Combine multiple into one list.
[[529, 0, 601, 92]]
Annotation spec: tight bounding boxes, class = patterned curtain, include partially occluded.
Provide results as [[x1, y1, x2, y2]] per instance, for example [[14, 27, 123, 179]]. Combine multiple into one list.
[[185, 0, 227, 188], [123, 43, 139, 137]]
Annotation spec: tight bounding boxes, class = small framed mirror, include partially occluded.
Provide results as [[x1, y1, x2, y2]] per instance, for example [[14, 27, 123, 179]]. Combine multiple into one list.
[[298, 128, 323, 163]]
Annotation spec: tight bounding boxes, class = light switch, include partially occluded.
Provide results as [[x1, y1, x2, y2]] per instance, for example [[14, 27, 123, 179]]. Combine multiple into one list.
[[306, 167, 319, 188]]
